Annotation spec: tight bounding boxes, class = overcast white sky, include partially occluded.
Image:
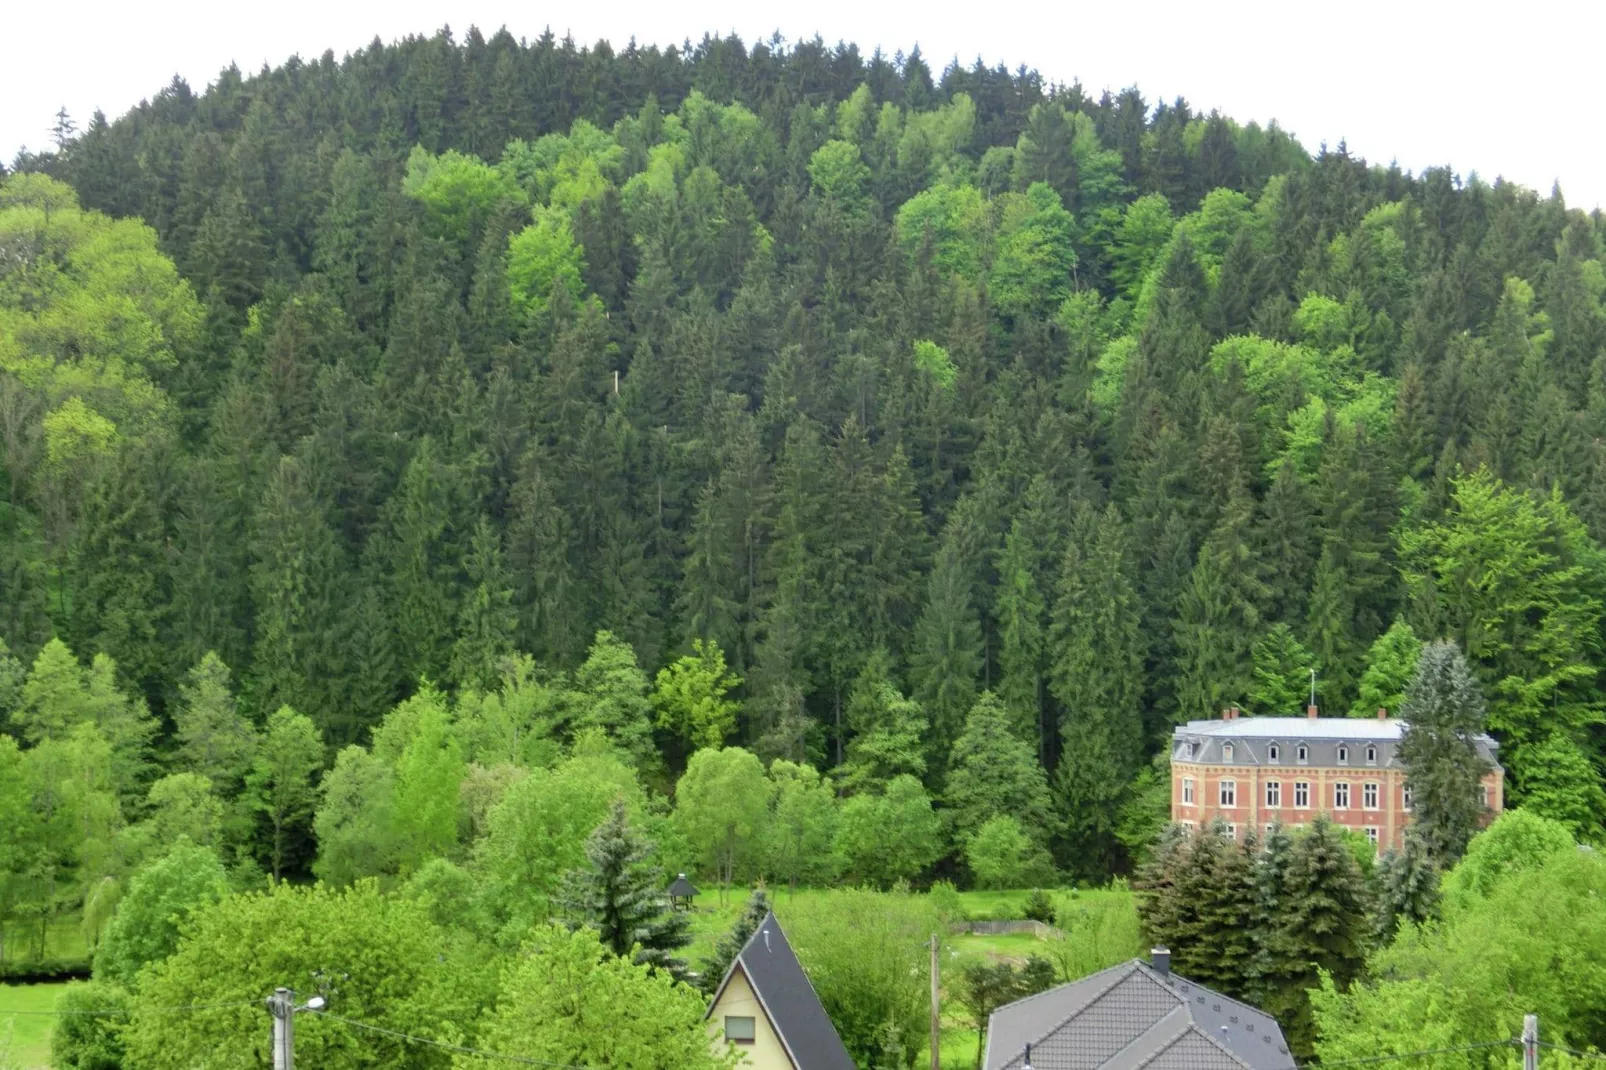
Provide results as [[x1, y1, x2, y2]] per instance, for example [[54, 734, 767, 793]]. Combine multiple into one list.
[[4, 0, 1603, 210]]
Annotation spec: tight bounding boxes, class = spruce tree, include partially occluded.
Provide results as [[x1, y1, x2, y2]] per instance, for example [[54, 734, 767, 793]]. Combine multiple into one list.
[[1270, 818, 1370, 1058], [1397, 639, 1492, 865], [698, 886, 770, 994], [1372, 829, 1439, 942], [557, 799, 691, 980]]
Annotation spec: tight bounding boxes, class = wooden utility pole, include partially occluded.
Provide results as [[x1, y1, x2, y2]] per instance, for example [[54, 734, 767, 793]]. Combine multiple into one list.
[[929, 933, 941, 1070]]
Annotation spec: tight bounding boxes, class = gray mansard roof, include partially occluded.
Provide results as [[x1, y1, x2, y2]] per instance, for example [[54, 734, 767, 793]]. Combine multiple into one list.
[[1171, 716, 1500, 770], [984, 958, 1294, 1070]]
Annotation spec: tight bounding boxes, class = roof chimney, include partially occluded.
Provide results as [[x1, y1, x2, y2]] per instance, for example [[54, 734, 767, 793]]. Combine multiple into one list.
[[1151, 947, 1170, 977], [1230, 706, 1241, 720], [1307, 704, 1319, 720], [1377, 707, 1388, 721], [1221, 707, 1232, 721]]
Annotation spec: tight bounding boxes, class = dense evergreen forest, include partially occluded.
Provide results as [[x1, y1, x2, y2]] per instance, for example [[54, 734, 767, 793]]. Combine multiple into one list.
[[4, 23, 1606, 910]]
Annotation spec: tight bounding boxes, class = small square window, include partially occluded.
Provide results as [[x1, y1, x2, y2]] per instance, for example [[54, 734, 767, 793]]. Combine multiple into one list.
[[725, 1017, 756, 1043]]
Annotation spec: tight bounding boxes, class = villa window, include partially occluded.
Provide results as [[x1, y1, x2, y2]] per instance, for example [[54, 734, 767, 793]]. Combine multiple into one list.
[[1219, 779, 1237, 807], [1403, 785, 1413, 811], [1223, 823, 1237, 840], [1265, 781, 1281, 808], [1337, 745, 1349, 766], [1182, 778, 1195, 805], [1363, 782, 1379, 810], [1294, 782, 1310, 808], [1480, 785, 1490, 808], [725, 1017, 756, 1044], [1223, 743, 1235, 762], [1364, 827, 1379, 846], [1268, 743, 1280, 763], [1334, 782, 1351, 809], [1296, 744, 1309, 764], [1365, 745, 1378, 765]]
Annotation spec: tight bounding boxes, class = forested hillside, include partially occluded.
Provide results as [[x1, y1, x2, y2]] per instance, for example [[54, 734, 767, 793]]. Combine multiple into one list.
[[4, 24, 1606, 900]]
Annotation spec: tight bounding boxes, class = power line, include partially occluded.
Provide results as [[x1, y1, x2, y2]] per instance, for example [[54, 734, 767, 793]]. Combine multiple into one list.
[[0, 999, 257, 1016], [1537, 1041, 1606, 1061], [307, 1009, 590, 1070], [1296, 1039, 1522, 1070]]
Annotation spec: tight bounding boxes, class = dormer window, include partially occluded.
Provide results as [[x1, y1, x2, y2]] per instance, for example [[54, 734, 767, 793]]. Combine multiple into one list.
[[1296, 744, 1308, 764], [1187, 742, 1198, 760], [1268, 743, 1281, 763], [1223, 743, 1234, 762], [1337, 745, 1349, 766], [1365, 745, 1377, 765]]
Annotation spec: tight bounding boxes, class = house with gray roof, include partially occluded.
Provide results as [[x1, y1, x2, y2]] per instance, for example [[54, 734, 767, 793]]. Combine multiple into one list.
[[1171, 706, 1503, 851], [984, 950, 1294, 1070], [705, 911, 855, 1070]]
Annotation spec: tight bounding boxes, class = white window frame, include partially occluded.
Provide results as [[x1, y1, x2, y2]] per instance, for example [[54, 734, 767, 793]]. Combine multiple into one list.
[[1223, 742, 1234, 762], [1268, 743, 1281, 763], [1337, 745, 1349, 766], [1294, 781, 1310, 809], [1365, 745, 1378, 765], [1363, 782, 1379, 810], [1219, 779, 1237, 807], [725, 1016, 756, 1044], [1480, 784, 1490, 808], [1182, 777, 1195, 805], [1364, 827, 1379, 846], [1223, 823, 1237, 840], [1296, 744, 1309, 765], [1334, 782, 1351, 810], [1402, 784, 1413, 811], [1265, 781, 1281, 809]]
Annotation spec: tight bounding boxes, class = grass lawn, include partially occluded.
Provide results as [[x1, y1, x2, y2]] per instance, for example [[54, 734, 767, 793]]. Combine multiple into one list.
[[1, 916, 90, 965], [0, 982, 67, 1070]]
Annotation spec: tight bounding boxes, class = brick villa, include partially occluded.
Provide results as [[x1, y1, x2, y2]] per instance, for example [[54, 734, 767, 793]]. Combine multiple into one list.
[[1170, 706, 1504, 852]]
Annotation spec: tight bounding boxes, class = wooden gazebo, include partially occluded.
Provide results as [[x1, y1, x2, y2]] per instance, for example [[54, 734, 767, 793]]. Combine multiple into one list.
[[667, 873, 699, 911]]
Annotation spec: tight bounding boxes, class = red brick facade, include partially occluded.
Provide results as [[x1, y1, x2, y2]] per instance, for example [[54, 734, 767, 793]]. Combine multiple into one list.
[[1170, 718, 1504, 852]]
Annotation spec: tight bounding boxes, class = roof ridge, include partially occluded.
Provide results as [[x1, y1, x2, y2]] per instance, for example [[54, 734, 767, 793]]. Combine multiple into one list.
[[1007, 961, 1150, 1061], [1154, 967, 1277, 1025], [1139, 1023, 1255, 1070], [989, 959, 1135, 1020]]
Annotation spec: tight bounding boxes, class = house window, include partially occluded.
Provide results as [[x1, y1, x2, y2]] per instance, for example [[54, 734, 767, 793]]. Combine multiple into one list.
[[1365, 745, 1378, 765], [1219, 780, 1237, 807], [1182, 778, 1195, 805], [725, 1017, 756, 1044], [1402, 784, 1413, 811], [1363, 782, 1379, 810], [1294, 781, 1310, 809], [1364, 827, 1379, 846], [1337, 745, 1349, 766], [1265, 782, 1281, 808], [1296, 744, 1309, 764], [1223, 743, 1235, 762], [1480, 785, 1490, 808], [1265, 824, 1276, 836], [1224, 823, 1237, 840], [1187, 742, 1197, 760], [1334, 783, 1351, 809], [1268, 743, 1280, 763]]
